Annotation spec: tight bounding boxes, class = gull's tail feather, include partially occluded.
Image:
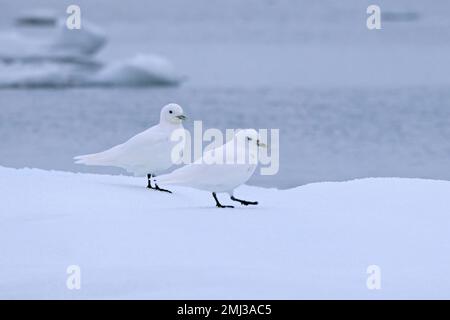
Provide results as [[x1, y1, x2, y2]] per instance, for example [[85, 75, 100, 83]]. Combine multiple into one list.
[[74, 151, 115, 166], [74, 143, 124, 166]]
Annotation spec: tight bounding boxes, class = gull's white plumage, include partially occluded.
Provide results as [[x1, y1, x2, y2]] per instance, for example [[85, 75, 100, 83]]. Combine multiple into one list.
[[154, 129, 263, 207], [74, 103, 186, 177]]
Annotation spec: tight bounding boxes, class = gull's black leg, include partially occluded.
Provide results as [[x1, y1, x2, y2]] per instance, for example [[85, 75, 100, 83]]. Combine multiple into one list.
[[213, 192, 234, 208], [147, 174, 153, 189], [230, 196, 258, 206]]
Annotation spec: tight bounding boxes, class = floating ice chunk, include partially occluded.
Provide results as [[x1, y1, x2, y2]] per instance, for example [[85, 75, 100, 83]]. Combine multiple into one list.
[[15, 9, 58, 26], [0, 19, 106, 62], [48, 19, 107, 56], [0, 16, 182, 88], [90, 53, 184, 86], [0, 62, 93, 88], [0, 54, 183, 88]]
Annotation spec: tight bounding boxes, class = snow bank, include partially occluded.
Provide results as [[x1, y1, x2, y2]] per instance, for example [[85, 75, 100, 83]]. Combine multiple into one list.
[[1, 166, 449, 299]]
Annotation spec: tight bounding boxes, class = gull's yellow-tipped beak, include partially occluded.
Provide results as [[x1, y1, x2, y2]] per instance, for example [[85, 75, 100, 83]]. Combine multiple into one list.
[[257, 140, 267, 148], [176, 115, 187, 121]]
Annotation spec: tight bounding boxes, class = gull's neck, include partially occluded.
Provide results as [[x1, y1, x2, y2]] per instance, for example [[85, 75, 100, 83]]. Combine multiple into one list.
[[159, 120, 184, 131]]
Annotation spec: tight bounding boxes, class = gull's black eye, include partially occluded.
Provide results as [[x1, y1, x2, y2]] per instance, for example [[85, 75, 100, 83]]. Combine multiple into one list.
[[169, 110, 173, 114], [247, 137, 252, 141]]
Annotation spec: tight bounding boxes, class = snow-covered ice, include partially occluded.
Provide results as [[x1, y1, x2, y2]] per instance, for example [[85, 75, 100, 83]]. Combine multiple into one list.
[[1, 166, 449, 299]]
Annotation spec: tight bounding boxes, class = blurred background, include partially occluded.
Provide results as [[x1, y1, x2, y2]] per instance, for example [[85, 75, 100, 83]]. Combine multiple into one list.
[[0, 0, 449, 188]]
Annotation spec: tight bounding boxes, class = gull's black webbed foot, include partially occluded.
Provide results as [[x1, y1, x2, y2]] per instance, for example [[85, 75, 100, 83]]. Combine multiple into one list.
[[147, 174, 172, 193], [155, 184, 172, 193], [212, 192, 234, 208], [230, 196, 258, 206], [216, 203, 234, 208]]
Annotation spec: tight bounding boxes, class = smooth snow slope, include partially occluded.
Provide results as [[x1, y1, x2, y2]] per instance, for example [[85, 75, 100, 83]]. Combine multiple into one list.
[[0, 166, 449, 299]]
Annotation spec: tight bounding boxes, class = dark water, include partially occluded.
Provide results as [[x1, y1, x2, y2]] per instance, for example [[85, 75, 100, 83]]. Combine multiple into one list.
[[1, 86, 450, 188]]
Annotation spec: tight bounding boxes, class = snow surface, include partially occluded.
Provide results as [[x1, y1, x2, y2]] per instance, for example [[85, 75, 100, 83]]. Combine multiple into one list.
[[1, 166, 449, 299]]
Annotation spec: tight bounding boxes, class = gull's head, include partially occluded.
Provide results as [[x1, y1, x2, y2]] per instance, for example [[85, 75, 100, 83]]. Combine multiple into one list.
[[160, 103, 186, 125], [235, 129, 266, 148]]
